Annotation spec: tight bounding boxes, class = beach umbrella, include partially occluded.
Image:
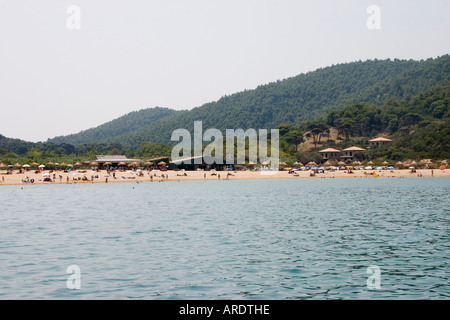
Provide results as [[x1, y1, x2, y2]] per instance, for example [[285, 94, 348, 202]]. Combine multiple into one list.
[[118, 162, 127, 166], [103, 162, 112, 166], [131, 162, 140, 167], [367, 161, 374, 165], [145, 161, 154, 165], [279, 162, 287, 167], [337, 161, 346, 166], [382, 161, 389, 165], [158, 161, 166, 166], [60, 162, 67, 166], [323, 159, 337, 166], [307, 161, 317, 166], [74, 162, 82, 167], [46, 162, 55, 166], [293, 161, 303, 166], [22, 164, 30, 168], [90, 161, 99, 167], [0, 163, 7, 168], [38, 164, 45, 168], [411, 161, 417, 166], [248, 161, 255, 166], [13, 163, 21, 168]]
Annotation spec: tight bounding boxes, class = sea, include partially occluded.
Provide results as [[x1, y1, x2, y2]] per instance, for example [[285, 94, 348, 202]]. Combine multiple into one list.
[[0, 177, 448, 299]]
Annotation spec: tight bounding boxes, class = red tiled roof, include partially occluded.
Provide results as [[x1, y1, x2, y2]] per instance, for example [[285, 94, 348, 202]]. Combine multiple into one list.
[[319, 148, 340, 153], [343, 146, 366, 151]]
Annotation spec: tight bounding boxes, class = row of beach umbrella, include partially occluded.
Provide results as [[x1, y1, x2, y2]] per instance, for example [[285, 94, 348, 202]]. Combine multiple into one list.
[[0, 162, 83, 169], [0, 160, 168, 169], [1, 159, 447, 169]]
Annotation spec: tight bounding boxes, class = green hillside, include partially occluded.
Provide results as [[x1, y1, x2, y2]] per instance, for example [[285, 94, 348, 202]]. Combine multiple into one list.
[[53, 55, 449, 148], [287, 85, 450, 163], [49, 107, 178, 146], [1, 55, 449, 164]]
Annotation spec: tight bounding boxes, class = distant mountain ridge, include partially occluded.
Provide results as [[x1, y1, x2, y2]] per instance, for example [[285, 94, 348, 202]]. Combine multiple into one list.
[[29, 55, 450, 148]]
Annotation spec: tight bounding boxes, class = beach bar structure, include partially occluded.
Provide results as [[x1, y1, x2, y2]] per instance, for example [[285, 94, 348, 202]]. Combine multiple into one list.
[[170, 155, 225, 171], [369, 137, 392, 147], [92, 155, 143, 169]]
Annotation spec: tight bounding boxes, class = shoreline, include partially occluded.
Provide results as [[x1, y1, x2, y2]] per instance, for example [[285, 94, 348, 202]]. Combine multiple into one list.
[[0, 169, 448, 186]]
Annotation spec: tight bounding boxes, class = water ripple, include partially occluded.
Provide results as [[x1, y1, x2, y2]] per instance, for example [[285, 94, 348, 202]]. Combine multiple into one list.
[[0, 178, 448, 299]]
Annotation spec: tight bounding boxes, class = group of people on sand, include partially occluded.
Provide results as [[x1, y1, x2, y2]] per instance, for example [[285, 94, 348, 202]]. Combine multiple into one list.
[[147, 172, 168, 181]]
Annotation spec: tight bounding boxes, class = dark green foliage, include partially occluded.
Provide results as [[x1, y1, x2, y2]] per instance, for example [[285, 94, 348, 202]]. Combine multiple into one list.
[[45, 55, 450, 148], [316, 85, 450, 160], [1, 56, 449, 164], [49, 107, 177, 145]]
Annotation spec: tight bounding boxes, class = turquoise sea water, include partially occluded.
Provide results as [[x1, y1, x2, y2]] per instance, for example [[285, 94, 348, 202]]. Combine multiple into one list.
[[0, 177, 448, 299]]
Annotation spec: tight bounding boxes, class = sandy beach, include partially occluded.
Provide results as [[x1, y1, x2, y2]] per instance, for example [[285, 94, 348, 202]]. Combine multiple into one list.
[[0, 168, 448, 186]]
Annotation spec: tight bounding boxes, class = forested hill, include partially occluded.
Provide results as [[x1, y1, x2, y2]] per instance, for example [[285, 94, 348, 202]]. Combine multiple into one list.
[[34, 55, 450, 147], [49, 107, 178, 146]]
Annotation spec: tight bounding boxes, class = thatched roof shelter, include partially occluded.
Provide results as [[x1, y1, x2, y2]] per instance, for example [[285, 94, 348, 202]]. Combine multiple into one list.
[[323, 159, 338, 166], [92, 155, 143, 167]]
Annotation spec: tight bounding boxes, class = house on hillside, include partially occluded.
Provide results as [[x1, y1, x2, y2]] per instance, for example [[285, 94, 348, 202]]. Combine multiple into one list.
[[319, 148, 341, 161], [369, 137, 393, 147], [319, 146, 367, 162], [341, 146, 366, 160]]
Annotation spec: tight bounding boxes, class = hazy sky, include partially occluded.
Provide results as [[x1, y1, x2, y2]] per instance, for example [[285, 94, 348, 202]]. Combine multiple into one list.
[[0, 0, 449, 142]]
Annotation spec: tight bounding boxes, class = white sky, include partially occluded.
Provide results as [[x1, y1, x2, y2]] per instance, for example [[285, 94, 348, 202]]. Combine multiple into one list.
[[0, 0, 449, 142]]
